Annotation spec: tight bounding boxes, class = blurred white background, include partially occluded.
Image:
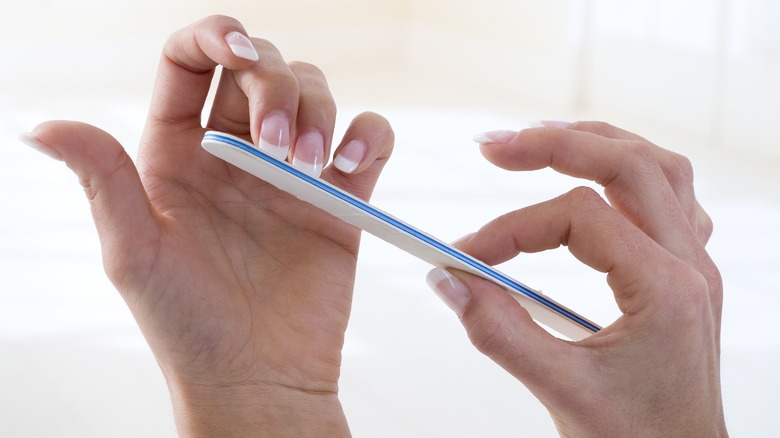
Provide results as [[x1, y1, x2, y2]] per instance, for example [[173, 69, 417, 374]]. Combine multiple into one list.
[[1, 0, 779, 436]]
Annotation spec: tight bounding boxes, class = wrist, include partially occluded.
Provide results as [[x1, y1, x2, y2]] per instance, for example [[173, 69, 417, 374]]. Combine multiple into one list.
[[168, 378, 350, 437]]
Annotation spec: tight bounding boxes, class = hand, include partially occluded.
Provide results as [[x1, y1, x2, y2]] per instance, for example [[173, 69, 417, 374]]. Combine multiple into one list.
[[427, 122, 726, 437], [23, 15, 393, 437]]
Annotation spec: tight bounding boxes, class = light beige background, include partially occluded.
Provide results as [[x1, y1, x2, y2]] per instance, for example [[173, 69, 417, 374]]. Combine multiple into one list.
[[1, 1, 778, 436]]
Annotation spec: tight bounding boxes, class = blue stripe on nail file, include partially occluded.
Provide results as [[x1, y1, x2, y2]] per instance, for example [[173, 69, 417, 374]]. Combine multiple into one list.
[[201, 131, 601, 340]]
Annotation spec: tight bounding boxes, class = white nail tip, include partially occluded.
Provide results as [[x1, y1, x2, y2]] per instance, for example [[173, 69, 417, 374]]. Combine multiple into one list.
[[229, 44, 259, 62], [19, 133, 63, 160], [472, 133, 493, 143], [258, 139, 289, 161], [333, 155, 359, 174], [292, 157, 323, 178]]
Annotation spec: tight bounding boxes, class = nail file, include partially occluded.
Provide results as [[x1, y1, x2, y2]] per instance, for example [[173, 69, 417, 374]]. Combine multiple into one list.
[[201, 131, 601, 340]]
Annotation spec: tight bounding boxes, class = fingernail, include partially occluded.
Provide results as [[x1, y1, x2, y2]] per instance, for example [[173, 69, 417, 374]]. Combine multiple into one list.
[[451, 232, 475, 248], [426, 268, 471, 316], [527, 120, 572, 129], [472, 130, 517, 144], [19, 132, 63, 161], [292, 131, 325, 177], [333, 139, 367, 174], [225, 31, 259, 62], [260, 112, 291, 161]]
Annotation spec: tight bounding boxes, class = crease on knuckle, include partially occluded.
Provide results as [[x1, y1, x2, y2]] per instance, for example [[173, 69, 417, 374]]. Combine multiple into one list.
[[623, 139, 658, 172], [82, 149, 131, 203], [562, 186, 605, 212], [288, 61, 326, 80], [664, 152, 695, 189]]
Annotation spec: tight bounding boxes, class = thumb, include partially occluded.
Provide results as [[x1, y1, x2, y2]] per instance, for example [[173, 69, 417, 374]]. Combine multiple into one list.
[[22, 121, 158, 286], [427, 268, 570, 387]]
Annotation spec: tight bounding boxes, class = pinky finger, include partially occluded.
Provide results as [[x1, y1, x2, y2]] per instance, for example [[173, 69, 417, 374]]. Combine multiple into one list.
[[322, 112, 395, 202]]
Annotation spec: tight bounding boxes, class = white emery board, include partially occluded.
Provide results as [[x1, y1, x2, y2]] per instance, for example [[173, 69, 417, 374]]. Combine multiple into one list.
[[201, 131, 601, 340]]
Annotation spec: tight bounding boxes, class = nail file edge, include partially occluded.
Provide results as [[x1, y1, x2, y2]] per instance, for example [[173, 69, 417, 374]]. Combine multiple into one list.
[[201, 131, 601, 340]]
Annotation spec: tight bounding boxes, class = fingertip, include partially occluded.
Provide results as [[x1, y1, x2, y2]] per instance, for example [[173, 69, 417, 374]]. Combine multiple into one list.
[[427, 268, 472, 317], [450, 232, 476, 249], [320, 111, 394, 201], [333, 139, 366, 174], [291, 130, 325, 178], [471, 121, 571, 145], [19, 131, 63, 161], [23, 121, 130, 183], [224, 31, 259, 62], [472, 130, 517, 145], [457, 275, 564, 375], [530, 120, 572, 129], [332, 111, 394, 175], [165, 15, 259, 72]]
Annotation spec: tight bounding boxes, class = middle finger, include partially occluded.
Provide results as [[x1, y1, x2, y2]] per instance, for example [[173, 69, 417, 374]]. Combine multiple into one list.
[[478, 126, 705, 264], [207, 37, 300, 161]]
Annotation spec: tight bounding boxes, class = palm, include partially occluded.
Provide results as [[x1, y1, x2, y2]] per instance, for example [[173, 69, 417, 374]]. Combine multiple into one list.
[[114, 128, 364, 388]]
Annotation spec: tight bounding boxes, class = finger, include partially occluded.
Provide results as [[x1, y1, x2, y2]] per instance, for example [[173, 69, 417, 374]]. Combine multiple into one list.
[[24, 121, 158, 290], [456, 187, 699, 315], [518, 122, 712, 248], [426, 267, 573, 392], [567, 121, 695, 207], [477, 126, 702, 263], [569, 127, 715, 248], [438, 187, 716, 404], [322, 112, 394, 202], [288, 61, 337, 177], [143, 15, 259, 155], [567, 120, 649, 142], [207, 38, 301, 161]]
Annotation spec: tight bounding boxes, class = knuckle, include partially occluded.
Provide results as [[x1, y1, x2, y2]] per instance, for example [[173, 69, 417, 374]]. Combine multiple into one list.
[[624, 139, 656, 163], [618, 140, 660, 178], [665, 152, 695, 188], [288, 61, 326, 80], [562, 186, 605, 207], [698, 210, 714, 243], [662, 258, 722, 327], [670, 269, 711, 324]]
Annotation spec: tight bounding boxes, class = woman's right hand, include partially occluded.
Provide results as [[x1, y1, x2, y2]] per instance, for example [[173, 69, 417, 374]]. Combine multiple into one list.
[[428, 122, 727, 437]]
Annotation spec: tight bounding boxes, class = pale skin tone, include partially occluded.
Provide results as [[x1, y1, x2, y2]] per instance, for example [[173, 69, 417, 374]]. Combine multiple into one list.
[[429, 123, 727, 436], [23, 14, 727, 438], [25, 15, 394, 437]]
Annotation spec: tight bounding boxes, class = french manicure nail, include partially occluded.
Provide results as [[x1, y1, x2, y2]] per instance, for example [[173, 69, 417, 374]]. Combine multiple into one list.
[[451, 232, 475, 248], [426, 268, 471, 316], [18, 132, 63, 161], [260, 112, 291, 161], [527, 120, 572, 129], [333, 139, 367, 174], [472, 130, 518, 144], [225, 31, 259, 62], [292, 131, 325, 177]]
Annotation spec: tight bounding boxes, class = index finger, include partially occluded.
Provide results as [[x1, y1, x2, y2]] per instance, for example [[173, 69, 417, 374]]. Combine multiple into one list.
[[477, 126, 704, 266], [145, 15, 259, 133]]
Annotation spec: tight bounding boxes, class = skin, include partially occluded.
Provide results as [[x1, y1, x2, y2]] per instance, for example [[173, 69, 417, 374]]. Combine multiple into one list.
[[428, 122, 728, 437], [24, 14, 727, 438], [26, 15, 393, 437]]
